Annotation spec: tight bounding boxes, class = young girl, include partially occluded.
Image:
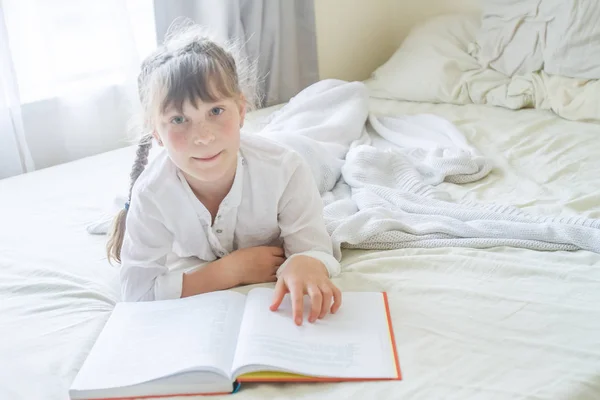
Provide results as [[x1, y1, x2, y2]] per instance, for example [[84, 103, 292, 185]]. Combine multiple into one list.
[[106, 26, 342, 326]]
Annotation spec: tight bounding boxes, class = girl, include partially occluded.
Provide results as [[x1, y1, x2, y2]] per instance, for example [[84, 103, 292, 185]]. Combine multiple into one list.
[[106, 26, 342, 326]]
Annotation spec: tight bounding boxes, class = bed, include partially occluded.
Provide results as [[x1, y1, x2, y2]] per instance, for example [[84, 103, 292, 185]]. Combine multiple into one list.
[[2, 9, 600, 400]]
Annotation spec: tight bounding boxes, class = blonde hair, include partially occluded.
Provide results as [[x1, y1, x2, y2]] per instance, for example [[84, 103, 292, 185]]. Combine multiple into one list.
[[106, 23, 258, 263]]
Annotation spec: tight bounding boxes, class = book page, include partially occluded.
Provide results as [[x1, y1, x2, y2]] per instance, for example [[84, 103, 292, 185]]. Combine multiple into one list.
[[71, 291, 245, 392], [231, 288, 398, 379]]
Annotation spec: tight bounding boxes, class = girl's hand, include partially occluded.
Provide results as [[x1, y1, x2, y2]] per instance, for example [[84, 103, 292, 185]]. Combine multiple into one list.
[[270, 255, 342, 325], [225, 246, 285, 286]]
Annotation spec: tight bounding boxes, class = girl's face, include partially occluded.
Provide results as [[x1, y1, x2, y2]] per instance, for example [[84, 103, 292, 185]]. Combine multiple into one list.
[[153, 95, 246, 187]]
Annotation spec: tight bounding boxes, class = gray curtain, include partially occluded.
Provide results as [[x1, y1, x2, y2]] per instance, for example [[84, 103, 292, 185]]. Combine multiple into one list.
[[153, 0, 319, 108]]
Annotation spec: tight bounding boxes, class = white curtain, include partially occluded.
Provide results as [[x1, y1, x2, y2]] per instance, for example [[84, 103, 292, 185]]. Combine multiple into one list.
[[0, 0, 156, 179], [0, 0, 319, 179], [0, 3, 33, 179], [153, 0, 319, 108]]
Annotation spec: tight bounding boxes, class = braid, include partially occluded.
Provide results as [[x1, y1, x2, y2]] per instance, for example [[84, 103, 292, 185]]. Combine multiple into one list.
[[107, 134, 153, 264], [107, 44, 168, 265], [178, 40, 209, 56], [128, 135, 153, 201]]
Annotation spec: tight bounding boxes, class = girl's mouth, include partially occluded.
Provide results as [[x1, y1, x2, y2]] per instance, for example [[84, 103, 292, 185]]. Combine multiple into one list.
[[192, 151, 222, 162]]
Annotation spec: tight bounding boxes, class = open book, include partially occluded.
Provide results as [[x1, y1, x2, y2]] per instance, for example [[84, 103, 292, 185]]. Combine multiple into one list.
[[69, 287, 401, 399]]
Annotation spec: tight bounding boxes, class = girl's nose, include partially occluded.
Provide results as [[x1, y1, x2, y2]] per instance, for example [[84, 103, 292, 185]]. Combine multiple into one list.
[[193, 129, 215, 145]]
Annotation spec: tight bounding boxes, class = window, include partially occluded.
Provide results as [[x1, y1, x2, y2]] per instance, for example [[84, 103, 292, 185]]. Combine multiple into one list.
[[3, 0, 156, 103]]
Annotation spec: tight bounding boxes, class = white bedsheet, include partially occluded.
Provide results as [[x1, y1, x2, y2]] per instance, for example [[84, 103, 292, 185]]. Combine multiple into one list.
[[1, 98, 600, 399]]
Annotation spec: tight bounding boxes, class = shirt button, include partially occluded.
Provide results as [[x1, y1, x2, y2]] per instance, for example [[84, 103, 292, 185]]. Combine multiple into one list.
[[216, 229, 223, 234], [218, 251, 225, 256]]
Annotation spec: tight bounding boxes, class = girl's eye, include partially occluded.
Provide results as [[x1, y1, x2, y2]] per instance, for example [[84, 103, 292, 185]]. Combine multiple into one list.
[[170, 116, 186, 125], [210, 107, 224, 116]]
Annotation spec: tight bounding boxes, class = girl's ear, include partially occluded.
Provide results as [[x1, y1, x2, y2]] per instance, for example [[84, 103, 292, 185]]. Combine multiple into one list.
[[152, 131, 164, 146], [237, 95, 247, 128]]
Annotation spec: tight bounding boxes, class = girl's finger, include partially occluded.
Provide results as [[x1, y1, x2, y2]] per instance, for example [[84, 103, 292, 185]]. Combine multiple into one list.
[[307, 284, 322, 323], [289, 280, 305, 326], [319, 285, 333, 319], [270, 247, 285, 257], [273, 256, 286, 267], [331, 284, 342, 314], [270, 279, 288, 311]]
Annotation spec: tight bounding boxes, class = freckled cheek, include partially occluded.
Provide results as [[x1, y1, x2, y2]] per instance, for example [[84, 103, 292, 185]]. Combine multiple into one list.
[[218, 117, 240, 140], [165, 130, 188, 152]]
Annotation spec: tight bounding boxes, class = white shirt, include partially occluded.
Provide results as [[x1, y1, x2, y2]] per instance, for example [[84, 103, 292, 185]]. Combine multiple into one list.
[[120, 133, 341, 302]]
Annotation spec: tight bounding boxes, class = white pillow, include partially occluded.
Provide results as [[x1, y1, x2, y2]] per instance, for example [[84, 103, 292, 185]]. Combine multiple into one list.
[[544, 1, 600, 80], [365, 13, 533, 110], [474, 0, 600, 80], [364, 13, 600, 123], [472, 0, 552, 77]]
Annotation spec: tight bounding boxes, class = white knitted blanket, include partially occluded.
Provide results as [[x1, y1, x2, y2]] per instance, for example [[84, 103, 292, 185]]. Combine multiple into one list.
[[257, 79, 600, 259], [89, 79, 600, 258]]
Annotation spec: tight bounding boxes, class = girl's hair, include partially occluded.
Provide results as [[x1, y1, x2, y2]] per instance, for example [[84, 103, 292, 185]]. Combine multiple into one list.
[[106, 22, 258, 264]]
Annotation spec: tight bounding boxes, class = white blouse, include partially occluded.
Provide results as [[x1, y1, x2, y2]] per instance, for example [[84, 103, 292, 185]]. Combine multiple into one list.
[[120, 134, 340, 302]]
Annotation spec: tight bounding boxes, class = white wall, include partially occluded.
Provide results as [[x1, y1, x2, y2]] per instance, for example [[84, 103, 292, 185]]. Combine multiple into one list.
[[314, 0, 480, 82], [314, 0, 395, 82]]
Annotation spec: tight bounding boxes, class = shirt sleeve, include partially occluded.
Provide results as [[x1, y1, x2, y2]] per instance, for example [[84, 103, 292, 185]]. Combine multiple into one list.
[[276, 154, 341, 278], [119, 188, 183, 302]]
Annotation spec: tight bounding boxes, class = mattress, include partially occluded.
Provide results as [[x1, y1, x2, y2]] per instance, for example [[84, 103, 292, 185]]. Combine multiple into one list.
[[1, 98, 600, 400]]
